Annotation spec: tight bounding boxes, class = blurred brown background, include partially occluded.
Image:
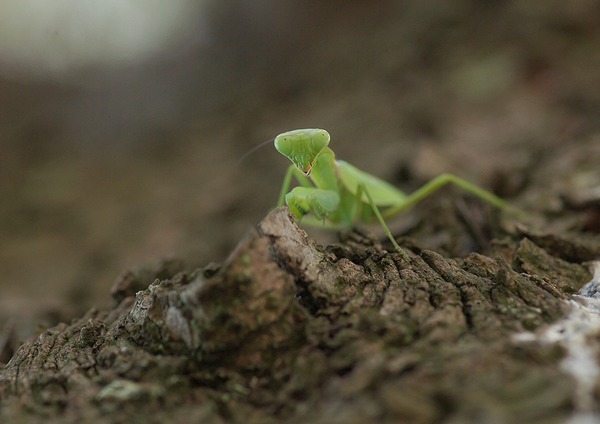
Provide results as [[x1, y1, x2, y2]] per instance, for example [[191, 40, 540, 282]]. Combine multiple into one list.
[[1, 0, 599, 342]]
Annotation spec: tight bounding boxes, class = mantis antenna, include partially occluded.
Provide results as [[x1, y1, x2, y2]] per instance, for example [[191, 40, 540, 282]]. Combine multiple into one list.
[[238, 137, 276, 165]]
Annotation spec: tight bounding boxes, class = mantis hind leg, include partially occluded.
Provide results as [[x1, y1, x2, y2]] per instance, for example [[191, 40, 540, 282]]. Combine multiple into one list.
[[382, 173, 510, 219]]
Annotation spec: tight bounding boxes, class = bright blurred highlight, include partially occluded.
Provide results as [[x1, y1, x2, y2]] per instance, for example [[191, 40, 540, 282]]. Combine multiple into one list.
[[0, 0, 207, 78]]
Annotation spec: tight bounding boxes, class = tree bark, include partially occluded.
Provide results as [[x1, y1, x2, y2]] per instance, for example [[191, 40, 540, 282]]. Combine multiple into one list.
[[1, 207, 598, 424]]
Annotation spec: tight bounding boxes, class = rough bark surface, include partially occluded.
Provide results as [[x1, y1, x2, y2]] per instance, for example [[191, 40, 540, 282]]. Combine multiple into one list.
[[1, 207, 598, 424]]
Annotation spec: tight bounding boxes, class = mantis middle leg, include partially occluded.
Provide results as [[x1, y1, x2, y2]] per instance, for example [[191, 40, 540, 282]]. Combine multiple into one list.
[[354, 183, 403, 252]]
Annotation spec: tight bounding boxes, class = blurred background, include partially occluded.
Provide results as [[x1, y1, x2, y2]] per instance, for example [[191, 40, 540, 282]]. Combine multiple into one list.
[[1, 0, 599, 350]]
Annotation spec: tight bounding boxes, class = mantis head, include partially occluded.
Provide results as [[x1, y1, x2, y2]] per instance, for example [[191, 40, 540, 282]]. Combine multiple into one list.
[[274, 128, 330, 175]]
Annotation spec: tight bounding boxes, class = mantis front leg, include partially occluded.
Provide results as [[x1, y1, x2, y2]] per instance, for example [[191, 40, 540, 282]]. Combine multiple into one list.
[[284, 186, 340, 222], [277, 165, 313, 207]]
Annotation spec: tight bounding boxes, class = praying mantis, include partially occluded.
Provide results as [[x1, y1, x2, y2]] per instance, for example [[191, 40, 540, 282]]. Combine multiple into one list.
[[275, 128, 511, 251]]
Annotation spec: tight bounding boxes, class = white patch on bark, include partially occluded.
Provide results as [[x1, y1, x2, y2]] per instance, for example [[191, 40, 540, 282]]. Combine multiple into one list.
[[514, 262, 600, 422]]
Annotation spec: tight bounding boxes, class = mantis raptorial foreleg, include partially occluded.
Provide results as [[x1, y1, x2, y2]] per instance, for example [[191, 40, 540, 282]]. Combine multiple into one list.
[[277, 165, 313, 207], [284, 187, 340, 221]]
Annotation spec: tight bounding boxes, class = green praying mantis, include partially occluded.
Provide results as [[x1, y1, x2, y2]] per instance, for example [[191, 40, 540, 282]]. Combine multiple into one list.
[[275, 128, 511, 251]]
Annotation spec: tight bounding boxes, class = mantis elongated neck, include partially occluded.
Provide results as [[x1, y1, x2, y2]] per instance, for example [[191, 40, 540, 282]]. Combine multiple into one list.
[[309, 147, 339, 191]]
